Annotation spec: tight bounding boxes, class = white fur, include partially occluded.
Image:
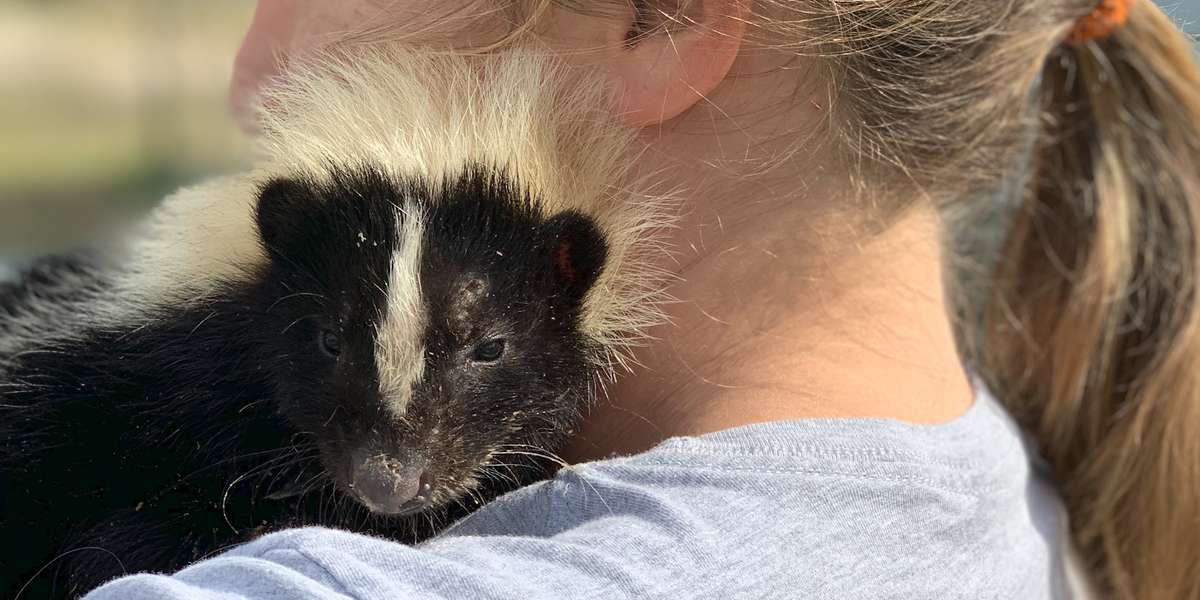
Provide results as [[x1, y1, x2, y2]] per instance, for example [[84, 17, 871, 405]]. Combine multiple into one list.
[[0, 176, 263, 369], [375, 202, 428, 417]]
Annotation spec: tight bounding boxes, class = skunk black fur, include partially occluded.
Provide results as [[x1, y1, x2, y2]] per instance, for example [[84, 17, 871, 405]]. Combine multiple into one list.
[[0, 167, 608, 598]]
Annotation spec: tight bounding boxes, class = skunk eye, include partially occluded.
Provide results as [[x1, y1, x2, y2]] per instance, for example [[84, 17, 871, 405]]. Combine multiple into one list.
[[471, 339, 505, 363], [318, 329, 341, 358]]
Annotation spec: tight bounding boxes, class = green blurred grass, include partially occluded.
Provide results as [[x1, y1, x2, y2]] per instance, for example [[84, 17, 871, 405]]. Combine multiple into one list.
[[0, 0, 255, 254]]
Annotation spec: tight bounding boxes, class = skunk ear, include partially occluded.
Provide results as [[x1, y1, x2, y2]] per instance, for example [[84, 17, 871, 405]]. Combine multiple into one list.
[[543, 211, 607, 300], [255, 177, 321, 255]]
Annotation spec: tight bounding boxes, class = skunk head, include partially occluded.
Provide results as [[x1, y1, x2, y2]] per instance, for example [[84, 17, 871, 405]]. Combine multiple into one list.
[[254, 166, 606, 516]]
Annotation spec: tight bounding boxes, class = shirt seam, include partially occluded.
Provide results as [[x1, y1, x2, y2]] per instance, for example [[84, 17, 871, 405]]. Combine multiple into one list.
[[588, 460, 992, 497], [641, 444, 986, 468]]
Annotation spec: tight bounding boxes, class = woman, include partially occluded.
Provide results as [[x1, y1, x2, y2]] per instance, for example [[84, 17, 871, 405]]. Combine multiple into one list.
[[89, 0, 1199, 598]]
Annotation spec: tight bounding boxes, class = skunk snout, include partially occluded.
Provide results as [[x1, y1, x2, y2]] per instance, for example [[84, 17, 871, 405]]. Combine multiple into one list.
[[347, 450, 432, 516]]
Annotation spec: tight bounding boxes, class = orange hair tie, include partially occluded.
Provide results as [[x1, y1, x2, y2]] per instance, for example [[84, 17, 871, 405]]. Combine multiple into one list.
[[1066, 0, 1135, 44]]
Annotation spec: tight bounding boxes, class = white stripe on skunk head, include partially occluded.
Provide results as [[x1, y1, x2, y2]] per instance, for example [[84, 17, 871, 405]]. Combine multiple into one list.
[[254, 166, 608, 515], [375, 209, 427, 418]]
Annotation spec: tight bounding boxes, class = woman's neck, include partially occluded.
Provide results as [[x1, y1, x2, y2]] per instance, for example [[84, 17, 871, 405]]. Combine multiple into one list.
[[561, 49, 974, 463], [563, 193, 974, 463]]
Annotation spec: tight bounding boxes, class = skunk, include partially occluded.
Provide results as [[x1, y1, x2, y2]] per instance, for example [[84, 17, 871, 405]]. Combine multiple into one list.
[[0, 47, 673, 598]]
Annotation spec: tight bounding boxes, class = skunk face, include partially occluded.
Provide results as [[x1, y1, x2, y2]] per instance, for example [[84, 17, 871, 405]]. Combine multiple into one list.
[[255, 167, 606, 516]]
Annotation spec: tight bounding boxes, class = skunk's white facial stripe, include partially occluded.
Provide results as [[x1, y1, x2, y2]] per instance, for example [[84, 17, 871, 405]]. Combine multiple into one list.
[[375, 203, 427, 418]]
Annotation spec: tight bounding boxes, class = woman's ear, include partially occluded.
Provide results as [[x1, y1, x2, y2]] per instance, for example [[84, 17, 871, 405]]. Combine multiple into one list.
[[603, 0, 748, 127]]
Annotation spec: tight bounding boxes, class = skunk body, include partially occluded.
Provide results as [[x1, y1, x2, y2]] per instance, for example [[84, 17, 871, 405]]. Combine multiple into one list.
[[0, 48, 671, 598]]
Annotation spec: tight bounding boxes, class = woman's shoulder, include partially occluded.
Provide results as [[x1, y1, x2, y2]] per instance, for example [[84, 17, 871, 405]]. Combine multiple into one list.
[[431, 389, 1069, 597], [88, 390, 1071, 599]]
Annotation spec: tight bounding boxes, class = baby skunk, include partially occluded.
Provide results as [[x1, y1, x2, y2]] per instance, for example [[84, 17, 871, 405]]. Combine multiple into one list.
[[0, 47, 672, 598]]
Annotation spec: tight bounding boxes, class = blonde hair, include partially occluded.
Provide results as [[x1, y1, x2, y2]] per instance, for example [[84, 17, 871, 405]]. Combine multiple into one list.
[[408, 0, 1199, 596], [980, 7, 1200, 599], [547, 1, 1200, 597]]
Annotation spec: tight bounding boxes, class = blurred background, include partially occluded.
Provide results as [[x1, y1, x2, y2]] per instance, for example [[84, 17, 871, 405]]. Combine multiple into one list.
[[0, 0, 1197, 276], [0, 0, 254, 269]]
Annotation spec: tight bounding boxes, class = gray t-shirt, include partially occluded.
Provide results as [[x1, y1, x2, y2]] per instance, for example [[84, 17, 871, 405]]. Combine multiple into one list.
[[86, 391, 1070, 599]]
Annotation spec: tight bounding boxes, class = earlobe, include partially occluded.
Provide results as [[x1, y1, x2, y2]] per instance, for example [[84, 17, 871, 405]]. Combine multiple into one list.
[[607, 0, 747, 127]]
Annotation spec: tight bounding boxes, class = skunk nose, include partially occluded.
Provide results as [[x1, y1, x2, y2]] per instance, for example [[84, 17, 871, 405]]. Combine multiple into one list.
[[348, 451, 432, 515]]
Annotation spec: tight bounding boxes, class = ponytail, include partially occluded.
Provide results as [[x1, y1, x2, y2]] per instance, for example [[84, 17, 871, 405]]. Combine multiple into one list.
[[980, 3, 1200, 598]]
